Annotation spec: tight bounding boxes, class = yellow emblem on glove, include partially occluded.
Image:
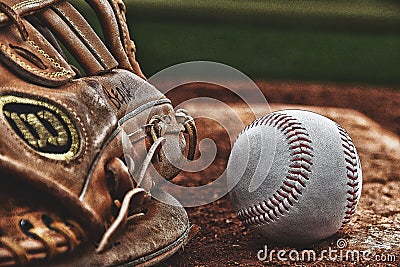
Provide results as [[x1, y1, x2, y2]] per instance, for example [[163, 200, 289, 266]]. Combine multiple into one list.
[[0, 95, 80, 161]]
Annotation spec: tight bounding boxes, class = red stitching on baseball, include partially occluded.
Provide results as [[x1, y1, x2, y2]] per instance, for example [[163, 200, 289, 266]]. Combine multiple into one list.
[[276, 118, 296, 128], [292, 150, 313, 157], [270, 197, 279, 206], [290, 141, 313, 149], [290, 191, 299, 201], [236, 112, 314, 226], [336, 124, 360, 228], [281, 185, 292, 193], [289, 135, 311, 146], [289, 170, 309, 179], [255, 205, 264, 214], [287, 130, 309, 136], [282, 202, 290, 211], [272, 209, 278, 218], [347, 181, 359, 187], [287, 176, 306, 188], [292, 157, 313, 165], [264, 201, 274, 210], [277, 191, 287, 198], [346, 166, 357, 172], [286, 197, 294, 207], [270, 114, 290, 125], [292, 185, 302, 194], [282, 126, 306, 133], [277, 205, 284, 214], [290, 163, 312, 172]]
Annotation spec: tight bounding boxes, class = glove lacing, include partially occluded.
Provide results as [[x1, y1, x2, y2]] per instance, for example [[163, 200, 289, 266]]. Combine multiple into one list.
[[0, 110, 197, 264], [97, 137, 165, 253], [97, 109, 197, 253], [0, 2, 28, 41]]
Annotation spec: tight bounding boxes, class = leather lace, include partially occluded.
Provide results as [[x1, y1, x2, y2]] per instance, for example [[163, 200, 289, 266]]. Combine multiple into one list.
[[0, 111, 197, 265], [97, 112, 197, 253], [97, 137, 165, 253], [0, 2, 28, 40], [0, 217, 84, 266]]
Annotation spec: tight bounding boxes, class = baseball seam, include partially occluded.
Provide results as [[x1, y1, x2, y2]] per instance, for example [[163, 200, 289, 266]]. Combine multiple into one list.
[[336, 124, 360, 226], [237, 112, 314, 226]]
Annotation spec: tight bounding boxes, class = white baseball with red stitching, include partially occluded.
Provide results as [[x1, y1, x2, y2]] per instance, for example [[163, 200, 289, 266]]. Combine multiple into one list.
[[227, 109, 362, 246]]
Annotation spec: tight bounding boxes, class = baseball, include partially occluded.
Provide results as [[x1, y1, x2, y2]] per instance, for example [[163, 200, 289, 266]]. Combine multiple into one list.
[[227, 109, 362, 246]]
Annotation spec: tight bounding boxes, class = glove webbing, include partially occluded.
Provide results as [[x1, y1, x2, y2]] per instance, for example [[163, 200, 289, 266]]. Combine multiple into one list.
[[0, 0, 145, 87]]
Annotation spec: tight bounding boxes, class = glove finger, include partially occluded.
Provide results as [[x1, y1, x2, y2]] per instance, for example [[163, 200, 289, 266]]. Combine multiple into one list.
[[0, 16, 75, 87], [84, 0, 138, 74], [35, 1, 118, 76]]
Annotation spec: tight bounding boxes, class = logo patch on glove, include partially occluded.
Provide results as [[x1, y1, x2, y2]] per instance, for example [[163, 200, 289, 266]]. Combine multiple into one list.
[[0, 95, 80, 161]]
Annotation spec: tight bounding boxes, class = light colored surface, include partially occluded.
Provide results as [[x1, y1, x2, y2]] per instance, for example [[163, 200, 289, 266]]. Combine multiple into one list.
[[227, 109, 363, 246], [160, 103, 399, 266], [270, 104, 400, 251]]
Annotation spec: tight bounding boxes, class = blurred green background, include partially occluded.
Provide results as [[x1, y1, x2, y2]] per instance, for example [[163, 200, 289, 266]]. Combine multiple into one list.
[[72, 0, 400, 86]]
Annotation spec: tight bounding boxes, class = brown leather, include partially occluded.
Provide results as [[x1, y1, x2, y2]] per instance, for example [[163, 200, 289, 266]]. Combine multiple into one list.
[[84, 0, 144, 77], [0, 0, 197, 266], [0, 0, 59, 25], [0, 15, 75, 87], [33, 191, 196, 267], [36, 1, 119, 75]]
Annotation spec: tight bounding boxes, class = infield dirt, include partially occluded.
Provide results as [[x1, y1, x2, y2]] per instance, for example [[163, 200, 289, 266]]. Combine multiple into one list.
[[159, 82, 399, 266]]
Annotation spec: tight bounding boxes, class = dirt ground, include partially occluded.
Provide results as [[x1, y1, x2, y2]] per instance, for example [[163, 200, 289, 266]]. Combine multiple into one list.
[[159, 82, 400, 266]]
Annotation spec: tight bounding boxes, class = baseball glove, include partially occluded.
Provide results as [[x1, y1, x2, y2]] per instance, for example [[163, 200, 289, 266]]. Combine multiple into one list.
[[0, 0, 198, 266]]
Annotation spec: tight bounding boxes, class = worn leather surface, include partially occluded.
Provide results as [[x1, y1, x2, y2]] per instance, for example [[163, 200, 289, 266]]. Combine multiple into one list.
[[0, 0, 59, 25], [41, 191, 190, 267], [0, 0, 194, 266]]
